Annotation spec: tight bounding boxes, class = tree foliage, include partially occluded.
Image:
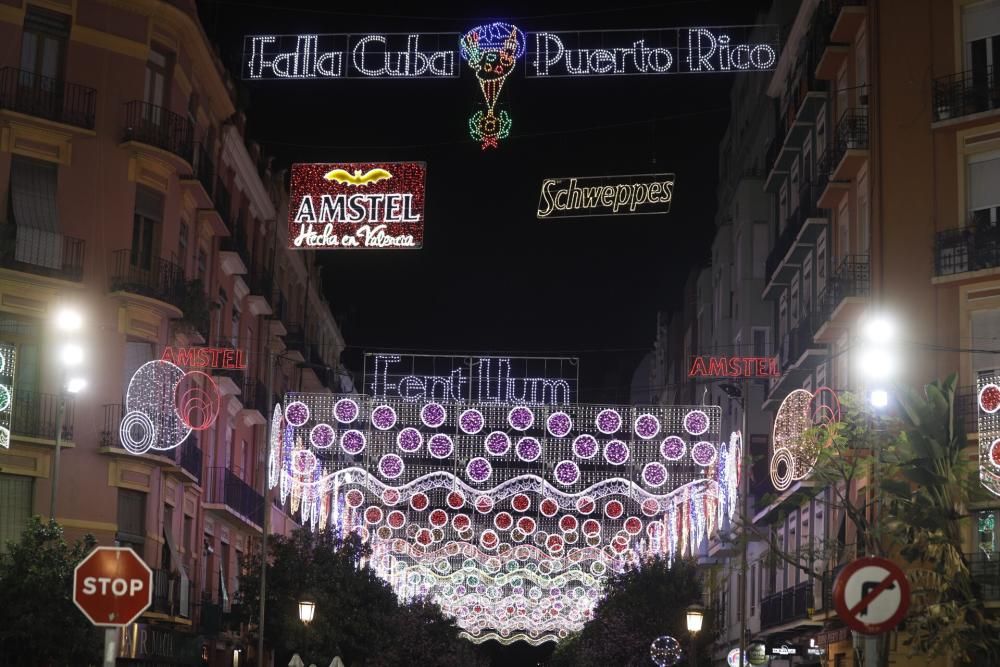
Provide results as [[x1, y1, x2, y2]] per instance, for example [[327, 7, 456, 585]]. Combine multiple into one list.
[[0, 517, 101, 666], [236, 527, 482, 667], [550, 557, 711, 667]]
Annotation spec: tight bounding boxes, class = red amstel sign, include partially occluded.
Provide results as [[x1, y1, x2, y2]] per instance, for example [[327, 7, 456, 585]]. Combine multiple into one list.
[[687, 356, 780, 378], [161, 346, 247, 369], [288, 162, 426, 250]]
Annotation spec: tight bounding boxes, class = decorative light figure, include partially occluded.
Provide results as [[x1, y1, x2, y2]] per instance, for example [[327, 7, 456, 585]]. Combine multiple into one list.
[[459, 23, 525, 149]]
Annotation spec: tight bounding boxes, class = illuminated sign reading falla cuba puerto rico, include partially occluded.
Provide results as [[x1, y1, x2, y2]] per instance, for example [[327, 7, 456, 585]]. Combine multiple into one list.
[[289, 162, 426, 250]]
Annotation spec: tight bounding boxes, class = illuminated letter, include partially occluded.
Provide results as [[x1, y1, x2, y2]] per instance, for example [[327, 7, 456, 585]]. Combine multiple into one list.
[[161, 346, 174, 363], [537, 180, 558, 217], [315, 51, 343, 77], [687, 29, 717, 71], [750, 44, 776, 69], [590, 49, 614, 74], [533, 33, 564, 76], [248, 36, 277, 78], [294, 196, 316, 223], [646, 48, 673, 72], [398, 376, 426, 401], [707, 357, 728, 376], [688, 356, 707, 377], [353, 35, 388, 76]]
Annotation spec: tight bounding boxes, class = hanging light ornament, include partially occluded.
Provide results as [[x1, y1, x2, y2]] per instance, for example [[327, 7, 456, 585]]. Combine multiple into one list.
[[459, 22, 525, 149]]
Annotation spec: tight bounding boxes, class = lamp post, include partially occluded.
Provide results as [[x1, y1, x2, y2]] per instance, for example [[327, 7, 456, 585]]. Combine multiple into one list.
[[50, 307, 86, 521], [686, 604, 704, 666], [720, 379, 750, 663], [298, 594, 316, 624]]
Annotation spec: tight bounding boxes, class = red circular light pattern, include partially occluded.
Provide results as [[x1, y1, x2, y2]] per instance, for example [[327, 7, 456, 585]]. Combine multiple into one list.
[[641, 498, 660, 516], [429, 509, 448, 527], [447, 491, 465, 509], [475, 495, 494, 514], [387, 510, 406, 529], [582, 519, 601, 536], [494, 512, 514, 530], [381, 488, 400, 505], [558, 515, 578, 532], [416, 528, 433, 545], [452, 513, 471, 531], [175, 371, 222, 431], [345, 489, 364, 508], [983, 384, 1000, 413], [511, 494, 531, 512], [575, 496, 595, 514], [624, 516, 643, 535], [410, 493, 429, 511], [546, 534, 564, 553], [480, 530, 499, 549], [540, 498, 559, 517], [604, 500, 624, 519], [516, 516, 536, 534], [991, 439, 1000, 468], [364, 506, 383, 525]]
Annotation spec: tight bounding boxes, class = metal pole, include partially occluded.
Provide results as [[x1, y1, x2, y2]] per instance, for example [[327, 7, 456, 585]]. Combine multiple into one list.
[[49, 392, 65, 520], [737, 377, 749, 665], [103, 627, 118, 667], [258, 346, 276, 667]]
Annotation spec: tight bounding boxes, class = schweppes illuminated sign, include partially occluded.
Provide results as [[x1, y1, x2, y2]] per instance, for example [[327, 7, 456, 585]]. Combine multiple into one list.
[[161, 346, 247, 369], [537, 172, 675, 219], [289, 162, 426, 250], [687, 355, 779, 379]]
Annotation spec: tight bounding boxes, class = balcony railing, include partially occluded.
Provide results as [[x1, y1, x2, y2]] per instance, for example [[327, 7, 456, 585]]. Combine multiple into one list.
[[122, 100, 193, 163], [109, 249, 186, 310], [969, 552, 1000, 601], [830, 108, 868, 169], [765, 182, 827, 281], [0, 67, 96, 129], [204, 467, 263, 527], [152, 568, 192, 618], [10, 389, 73, 441], [933, 67, 1000, 123], [0, 223, 85, 282], [760, 580, 814, 630], [179, 436, 202, 482], [956, 386, 981, 437], [190, 143, 215, 196], [100, 403, 122, 448], [779, 318, 821, 372], [812, 254, 869, 329], [934, 224, 1000, 276]]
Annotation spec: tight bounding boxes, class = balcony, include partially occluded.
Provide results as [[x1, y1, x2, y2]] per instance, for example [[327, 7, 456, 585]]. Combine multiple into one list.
[[181, 143, 215, 209], [10, 389, 73, 442], [219, 223, 251, 276], [178, 436, 203, 483], [204, 467, 264, 529], [237, 379, 267, 426], [0, 223, 85, 282], [0, 67, 96, 130], [934, 224, 1000, 280], [933, 67, 1000, 124], [122, 100, 193, 164], [956, 386, 981, 439], [828, 0, 867, 43], [764, 87, 829, 192], [760, 580, 817, 631], [818, 109, 869, 208], [812, 254, 870, 342], [212, 363, 246, 397], [763, 182, 829, 298], [109, 249, 186, 313], [152, 568, 192, 618], [969, 552, 1000, 601], [765, 319, 828, 407], [284, 323, 307, 361]]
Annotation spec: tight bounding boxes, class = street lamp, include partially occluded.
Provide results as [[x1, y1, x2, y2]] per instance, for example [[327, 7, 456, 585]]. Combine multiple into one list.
[[298, 594, 316, 624], [50, 306, 86, 521], [686, 604, 704, 665], [860, 314, 896, 408]]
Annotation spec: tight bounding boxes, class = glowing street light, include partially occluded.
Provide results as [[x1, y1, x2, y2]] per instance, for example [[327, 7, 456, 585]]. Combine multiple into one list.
[[66, 377, 88, 394], [50, 305, 87, 520], [298, 594, 316, 624], [54, 307, 83, 332], [686, 604, 705, 634], [860, 314, 897, 409], [60, 343, 85, 367]]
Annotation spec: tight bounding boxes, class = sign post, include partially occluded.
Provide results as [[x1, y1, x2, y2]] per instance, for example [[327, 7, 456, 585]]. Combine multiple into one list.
[[73, 546, 153, 667], [832, 556, 910, 635]]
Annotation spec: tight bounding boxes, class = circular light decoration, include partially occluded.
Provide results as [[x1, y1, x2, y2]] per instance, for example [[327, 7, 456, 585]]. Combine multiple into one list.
[[397, 427, 423, 453], [460, 408, 485, 434], [515, 437, 541, 462], [558, 515, 578, 533], [603, 439, 630, 465], [285, 401, 310, 427], [370, 404, 397, 430], [511, 494, 531, 512], [292, 449, 317, 475], [381, 488, 400, 505], [174, 371, 221, 431], [517, 516, 536, 535], [604, 500, 624, 519], [428, 433, 455, 459], [660, 435, 687, 461], [691, 441, 718, 467], [309, 423, 335, 449], [410, 492, 429, 511], [480, 530, 499, 550], [650, 635, 683, 667], [642, 462, 668, 488], [447, 491, 466, 509], [340, 429, 367, 455], [387, 510, 406, 529], [364, 506, 384, 525], [683, 410, 709, 436], [554, 460, 580, 486], [123, 360, 191, 453], [333, 398, 359, 424], [508, 406, 535, 431], [641, 498, 661, 517], [582, 519, 601, 536], [575, 496, 595, 514], [119, 410, 157, 455], [770, 387, 841, 488], [494, 512, 514, 531], [345, 489, 365, 508], [624, 516, 643, 535], [992, 440, 1000, 469], [452, 513, 471, 531], [429, 509, 448, 528], [572, 433, 598, 459], [484, 431, 512, 456], [595, 409, 622, 434], [634, 413, 661, 440], [770, 447, 795, 491], [0, 384, 9, 412], [466, 457, 493, 483], [475, 495, 494, 514], [416, 528, 433, 546], [981, 384, 1000, 414], [546, 412, 573, 438], [379, 454, 404, 479], [420, 402, 447, 428], [539, 498, 559, 517]]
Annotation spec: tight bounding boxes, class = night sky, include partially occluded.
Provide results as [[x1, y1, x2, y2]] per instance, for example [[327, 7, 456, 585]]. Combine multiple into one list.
[[199, 0, 770, 408]]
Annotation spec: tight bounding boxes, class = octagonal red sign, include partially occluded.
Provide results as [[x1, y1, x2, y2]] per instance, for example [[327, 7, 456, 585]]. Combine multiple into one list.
[[73, 546, 152, 627]]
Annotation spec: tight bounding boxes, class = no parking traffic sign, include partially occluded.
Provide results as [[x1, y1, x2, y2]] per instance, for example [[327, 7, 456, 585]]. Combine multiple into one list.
[[832, 557, 910, 635]]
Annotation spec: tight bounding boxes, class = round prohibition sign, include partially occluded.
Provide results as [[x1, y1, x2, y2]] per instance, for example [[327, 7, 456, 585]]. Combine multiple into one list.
[[832, 556, 910, 635]]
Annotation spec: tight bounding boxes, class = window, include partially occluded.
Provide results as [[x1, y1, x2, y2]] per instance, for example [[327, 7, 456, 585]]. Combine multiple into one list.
[[968, 153, 1000, 228], [123, 341, 153, 401], [753, 328, 769, 357], [162, 503, 174, 570], [132, 186, 163, 271], [216, 289, 227, 345], [817, 362, 827, 390], [116, 488, 146, 553], [858, 168, 870, 254], [197, 247, 207, 281], [19, 6, 69, 81], [790, 275, 800, 325], [736, 572, 743, 621], [963, 1, 1000, 105], [0, 474, 32, 551], [778, 293, 788, 351], [144, 45, 172, 111], [972, 309, 1000, 373], [220, 541, 231, 611], [734, 230, 743, 281], [178, 220, 189, 274], [803, 253, 813, 316], [183, 514, 193, 565], [837, 198, 850, 259], [231, 303, 241, 349], [817, 230, 827, 291], [9, 155, 61, 270], [790, 160, 800, 215], [779, 183, 789, 230], [816, 106, 827, 156]]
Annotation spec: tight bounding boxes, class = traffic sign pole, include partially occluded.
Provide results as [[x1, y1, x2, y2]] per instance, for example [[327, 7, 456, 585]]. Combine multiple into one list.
[[103, 628, 117, 667]]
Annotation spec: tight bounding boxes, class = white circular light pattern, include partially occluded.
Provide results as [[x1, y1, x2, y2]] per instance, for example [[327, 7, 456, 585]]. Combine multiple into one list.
[[119, 410, 157, 454], [122, 360, 191, 454]]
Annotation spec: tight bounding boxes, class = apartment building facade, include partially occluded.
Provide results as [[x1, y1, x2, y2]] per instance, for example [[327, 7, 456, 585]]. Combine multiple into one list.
[[0, 2, 347, 666]]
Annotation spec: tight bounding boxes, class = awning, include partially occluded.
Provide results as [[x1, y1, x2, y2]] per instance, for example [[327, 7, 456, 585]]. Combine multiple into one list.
[[162, 525, 190, 618], [10, 158, 61, 270]]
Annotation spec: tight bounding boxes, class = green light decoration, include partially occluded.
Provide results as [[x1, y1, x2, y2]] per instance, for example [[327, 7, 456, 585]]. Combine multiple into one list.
[[460, 23, 525, 149]]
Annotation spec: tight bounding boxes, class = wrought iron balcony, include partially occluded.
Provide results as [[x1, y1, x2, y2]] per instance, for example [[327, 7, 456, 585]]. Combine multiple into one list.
[[109, 249, 186, 310], [152, 568, 192, 618], [178, 436, 202, 482], [190, 143, 214, 196], [935, 224, 1000, 276], [204, 467, 263, 527], [765, 182, 828, 283], [10, 389, 74, 441], [0, 67, 96, 129], [0, 223, 84, 282], [933, 67, 1000, 123], [122, 100, 193, 163], [830, 108, 868, 168], [811, 254, 870, 330], [956, 385, 981, 437], [760, 580, 814, 630]]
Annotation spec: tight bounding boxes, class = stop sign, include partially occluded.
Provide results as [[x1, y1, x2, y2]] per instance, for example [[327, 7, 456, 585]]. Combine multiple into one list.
[[73, 546, 153, 627]]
